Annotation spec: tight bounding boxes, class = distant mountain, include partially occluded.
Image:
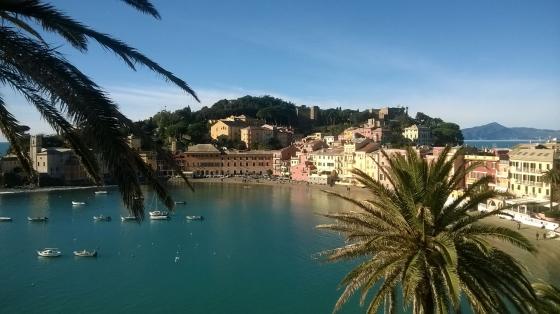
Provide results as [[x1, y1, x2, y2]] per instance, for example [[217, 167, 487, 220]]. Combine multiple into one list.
[[462, 122, 560, 140]]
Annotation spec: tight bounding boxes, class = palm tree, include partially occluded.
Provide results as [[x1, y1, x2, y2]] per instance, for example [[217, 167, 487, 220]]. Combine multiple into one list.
[[317, 147, 539, 313], [0, 0, 197, 218], [542, 167, 560, 211], [533, 282, 560, 313]]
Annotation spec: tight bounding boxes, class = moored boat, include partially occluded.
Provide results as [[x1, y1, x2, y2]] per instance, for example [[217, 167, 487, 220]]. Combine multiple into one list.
[[93, 215, 111, 222], [72, 201, 86, 206], [94, 190, 108, 195], [121, 216, 137, 222], [37, 248, 61, 257], [174, 201, 186, 205], [149, 210, 169, 216], [28, 216, 48, 222], [73, 249, 97, 257], [186, 215, 204, 221], [0, 217, 13, 222], [150, 214, 170, 220]]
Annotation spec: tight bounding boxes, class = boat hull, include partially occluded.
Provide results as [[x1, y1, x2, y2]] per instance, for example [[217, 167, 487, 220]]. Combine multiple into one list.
[[149, 215, 169, 220], [73, 251, 97, 257], [28, 217, 48, 222]]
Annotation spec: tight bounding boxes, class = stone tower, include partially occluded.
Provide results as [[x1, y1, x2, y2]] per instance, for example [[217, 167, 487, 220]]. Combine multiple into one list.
[[30, 135, 43, 171]]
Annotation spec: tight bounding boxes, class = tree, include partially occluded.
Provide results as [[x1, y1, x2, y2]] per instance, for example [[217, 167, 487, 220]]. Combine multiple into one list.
[[533, 282, 560, 313], [433, 122, 464, 146], [0, 1, 197, 218], [542, 166, 560, 211], [317, 147, 539, 313]]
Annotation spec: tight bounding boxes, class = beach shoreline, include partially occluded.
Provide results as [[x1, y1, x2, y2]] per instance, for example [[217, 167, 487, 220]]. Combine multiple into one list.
[[0, 185, 112, 195]]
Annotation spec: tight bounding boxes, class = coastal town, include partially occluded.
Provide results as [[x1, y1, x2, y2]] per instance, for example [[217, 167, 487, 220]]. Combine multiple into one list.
[[1, 105, 558, 233]]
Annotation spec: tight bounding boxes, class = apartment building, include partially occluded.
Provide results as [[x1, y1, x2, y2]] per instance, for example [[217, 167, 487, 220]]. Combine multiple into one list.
[[175, 144, 273, 177], [508, 146, 559, 199], [403, 124, 431, 146]]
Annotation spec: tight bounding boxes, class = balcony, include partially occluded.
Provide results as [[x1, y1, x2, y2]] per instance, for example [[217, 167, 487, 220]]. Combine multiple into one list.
[[512, 168, 544, 174]]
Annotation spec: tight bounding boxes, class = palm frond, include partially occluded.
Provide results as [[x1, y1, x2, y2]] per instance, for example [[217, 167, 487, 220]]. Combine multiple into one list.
[[2, 1, 199, 101], [0, 95, 34, 176], [120, 0, 160, 19]]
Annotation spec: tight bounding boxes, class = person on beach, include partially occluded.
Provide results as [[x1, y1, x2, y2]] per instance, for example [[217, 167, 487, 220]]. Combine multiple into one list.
[[536, 232, 539, 241], [517, 222, 521, 230]]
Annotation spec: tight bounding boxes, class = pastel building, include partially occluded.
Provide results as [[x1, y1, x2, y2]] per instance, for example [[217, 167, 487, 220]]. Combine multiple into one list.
[[29, 135, 90, 184], [508, 145, 559, 199], [175, 144, 273, 177], [403, 125, 431, 146], [309, 147, 344, 177], [272, 145, 298, 177], [241, 126, 274, 148], [210, 120, 249, 141]]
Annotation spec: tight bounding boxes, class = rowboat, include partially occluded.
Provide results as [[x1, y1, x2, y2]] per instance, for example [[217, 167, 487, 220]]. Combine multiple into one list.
[[94, 190, 108, 195], [186, 215, 204, 221], [93, 215, 111, 222], [121, 216, 137, 222], [174, 201, 186, 205], [28, 216, 48, 222], [72, 201, 86, 206]]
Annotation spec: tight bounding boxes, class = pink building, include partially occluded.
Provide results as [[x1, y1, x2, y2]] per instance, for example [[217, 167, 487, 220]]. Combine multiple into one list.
[[290, 151, 315, 181], [272, 145, 298, 176]]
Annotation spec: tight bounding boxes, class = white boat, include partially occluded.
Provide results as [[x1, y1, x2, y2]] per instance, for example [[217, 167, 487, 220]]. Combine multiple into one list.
[[186, 215, 204, 221], [73, 249, 97, 257], [94, 190, 108, 195], [93, 215, 111, 222], [28, 216, 48, 222], [37, 248, 61, 257], [148, 195, 169, 219], [0, 217, 13, 222], [121, 216, 137, 222], [72, 201, 86, 206], [149, 210, 169, 216], [150, 214, 170, 220]]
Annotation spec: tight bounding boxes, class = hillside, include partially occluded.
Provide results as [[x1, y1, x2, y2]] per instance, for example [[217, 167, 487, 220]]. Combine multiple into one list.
[[462, 122, 560, 140]]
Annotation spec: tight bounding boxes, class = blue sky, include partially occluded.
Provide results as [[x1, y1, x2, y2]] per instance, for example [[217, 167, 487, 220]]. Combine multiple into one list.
[[1, 0, 559, 138]]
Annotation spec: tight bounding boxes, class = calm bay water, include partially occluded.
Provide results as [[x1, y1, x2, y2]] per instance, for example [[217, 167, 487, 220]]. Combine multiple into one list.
[[463, 139, 541, 149], [0, 183, 361, 314]]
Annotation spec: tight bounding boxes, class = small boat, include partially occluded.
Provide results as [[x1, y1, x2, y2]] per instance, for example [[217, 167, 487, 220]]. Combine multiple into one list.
[[94, 190, 108, 195], [186, 215, 204, 221], [93, 215, 111, 222], [121, 216, 137, 222], [73, 249, 97, 257], [72, 201, 86, 206], [149, 210, 169, 220], [28, 216, 48, 222], [149, 210, 169, 216], [150, 214, 170, 220], [37, 248, 61, 257], [174, 201, 186, 205], [0, 217, 13, 222]]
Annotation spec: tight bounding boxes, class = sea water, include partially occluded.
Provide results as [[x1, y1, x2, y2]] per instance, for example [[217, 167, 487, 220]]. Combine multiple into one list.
[[0, 183, 359, 314]]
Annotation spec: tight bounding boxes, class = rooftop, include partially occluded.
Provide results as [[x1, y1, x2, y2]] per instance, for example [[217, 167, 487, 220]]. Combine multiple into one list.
[[187, 144, 220, 153]]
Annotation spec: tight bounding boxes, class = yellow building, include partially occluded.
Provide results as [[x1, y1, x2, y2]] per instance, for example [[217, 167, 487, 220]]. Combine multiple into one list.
[[210, 120, 249, 141], [309, 147, 344, 176], [508, 146, 559, 199], [402, 124, 431, 145], [240, 126, 274, 148]]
